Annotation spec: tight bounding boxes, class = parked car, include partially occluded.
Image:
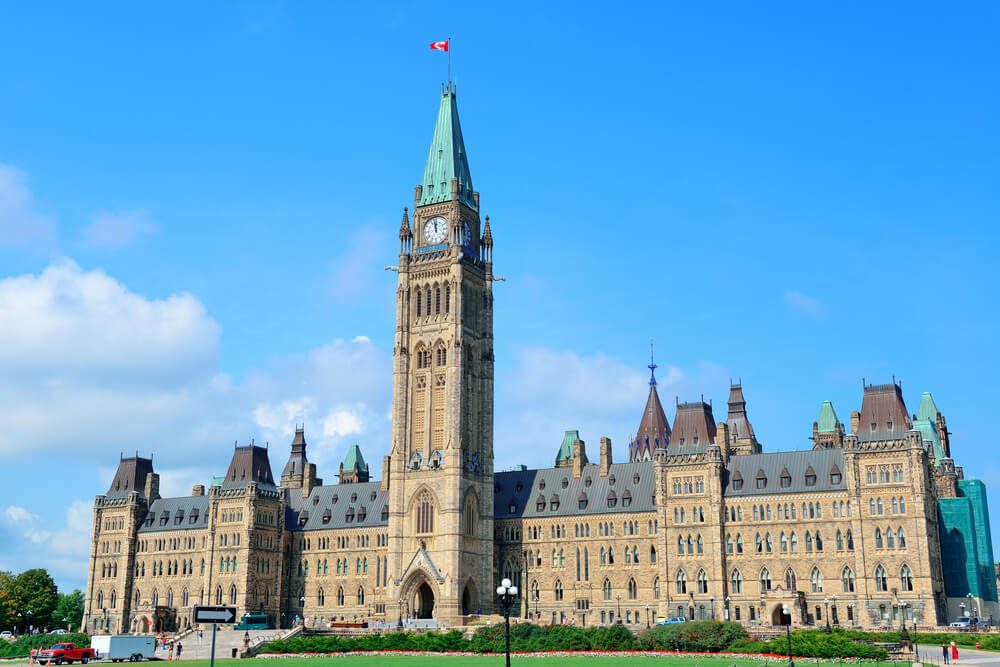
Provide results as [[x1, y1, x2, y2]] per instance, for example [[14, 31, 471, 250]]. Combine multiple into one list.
[[950, 616, 979, 628], [35, 643, 97, 665], [52, 630, 66, 635], [0, 631, 14, 641], [657, 616, 687, 625]]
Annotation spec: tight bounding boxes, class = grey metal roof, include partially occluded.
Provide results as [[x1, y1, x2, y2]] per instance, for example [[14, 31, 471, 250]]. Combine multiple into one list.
[[138, 496, 209, 533], [286, 481, 388, 531], [106, 456, 155, 500], [494, 461, 656, 520], [724, 449, 846, 497]]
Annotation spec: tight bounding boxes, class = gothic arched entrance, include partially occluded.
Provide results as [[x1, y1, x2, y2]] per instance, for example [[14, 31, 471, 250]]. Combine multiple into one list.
[[462, 580, 479, 616], [415, 582, 435, 619], [772, 605, 790, 626]]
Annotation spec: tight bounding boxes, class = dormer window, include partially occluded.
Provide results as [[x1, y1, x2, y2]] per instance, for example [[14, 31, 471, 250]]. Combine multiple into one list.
[[609, 475, 616, 486], [350, 493, 358, 503], [549, 495, 560, 511], [345, 508, 355, 523], [831, 472, 842, 484], [322, 509, 331, 524], [804, 466, 817, 486], [755, 470, 767, 489], [732, 472, 744, 491], [331, 494, 339, 504], [633, 473, 640, 485], [584, 476, 592, 488], [780, 470, 792, 488], [370, 492, 377, 501], [870, 422, 877, 433], [607, 491, 617, 508], [538, 479, 546, 490], [357, 506, 367, 522], [887, 421, 893, 432], [381, 507, 389, 521], [536, 495, 545, 512], [313, 496, 319, 505], [509, 503, 517, 513], [622, 490, 632, 508], [578, 493, 588, 510], [561, 478, 569, 489]]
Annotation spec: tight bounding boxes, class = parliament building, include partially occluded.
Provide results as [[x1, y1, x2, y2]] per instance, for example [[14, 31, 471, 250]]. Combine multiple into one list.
[[83, 86, 997, 634]]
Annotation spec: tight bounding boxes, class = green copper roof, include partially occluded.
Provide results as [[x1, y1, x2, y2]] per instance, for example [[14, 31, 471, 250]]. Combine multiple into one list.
[[816, 400, 839, 433], [916, 391, 940, 422], [419, 87, 476, 209], [556, 430, 580, 463], [914, 419, 946, 464], [341, 443, 368, 473]]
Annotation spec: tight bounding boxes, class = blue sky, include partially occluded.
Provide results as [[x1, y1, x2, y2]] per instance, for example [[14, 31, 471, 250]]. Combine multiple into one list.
[[0, 2, 998, 592]]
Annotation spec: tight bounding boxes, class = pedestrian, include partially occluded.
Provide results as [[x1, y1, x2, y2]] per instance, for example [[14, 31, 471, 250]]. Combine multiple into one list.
[[198, 629, 203, 645], [951, 641, 960, 664], [243, 631, 250, 651], [168, 642, 174, 662], [943, 644, 950, 664], [176, 642, 182, 660]]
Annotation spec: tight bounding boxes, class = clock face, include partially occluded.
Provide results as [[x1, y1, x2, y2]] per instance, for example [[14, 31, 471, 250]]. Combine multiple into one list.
[[462, 222, 472, 246], [423, 217, 448, 244]]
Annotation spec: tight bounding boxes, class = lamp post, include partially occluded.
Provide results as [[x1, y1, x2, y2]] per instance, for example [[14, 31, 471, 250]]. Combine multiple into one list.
[[724, 596, 731, 621], [899, 602, 910, 647], [397, 598, 403, 629], [615, 594, 622, 624], [782, 603, 794, 667], [824, 597, 831, 634], [533, 591, 539, 620], [710, 597, 715, 621], [496, 578, 519, 667], [645, 605, 650, 628]]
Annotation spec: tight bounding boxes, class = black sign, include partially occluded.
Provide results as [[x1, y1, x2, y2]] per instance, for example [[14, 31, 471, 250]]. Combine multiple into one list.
[[193, 606, 236, 624]]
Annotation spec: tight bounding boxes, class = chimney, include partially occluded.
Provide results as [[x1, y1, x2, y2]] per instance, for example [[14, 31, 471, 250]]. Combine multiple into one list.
[[572, 439, 587, 479], [144, 473, 160, 502], [850, 410, 861, 435], [381, 456, 391, 491], [599, 437, 613, 477], [191, 484, 205, 497], [302, 463, 317, 498], [715, 422, 730, 464]]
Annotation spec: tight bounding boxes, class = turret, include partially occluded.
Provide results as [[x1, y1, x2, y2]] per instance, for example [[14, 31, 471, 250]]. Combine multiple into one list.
[[812, 400, 845, 449], [338, 443, 370, 484]]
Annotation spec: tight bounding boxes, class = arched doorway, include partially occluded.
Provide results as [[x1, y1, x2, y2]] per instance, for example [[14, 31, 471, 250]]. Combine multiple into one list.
[[462, 580, 478, 615], [772, 605, 790, 626], [415, 582, 435, 619]]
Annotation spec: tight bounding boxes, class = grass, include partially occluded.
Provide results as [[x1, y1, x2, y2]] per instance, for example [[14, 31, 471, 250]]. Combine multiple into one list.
[[162, 656, 911, 667]]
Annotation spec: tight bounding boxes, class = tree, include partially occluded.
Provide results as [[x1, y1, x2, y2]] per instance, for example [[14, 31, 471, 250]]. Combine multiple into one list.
[[53, 590, 85, 632], [10, 569, 57, 632], [0, 572, 14, 631]]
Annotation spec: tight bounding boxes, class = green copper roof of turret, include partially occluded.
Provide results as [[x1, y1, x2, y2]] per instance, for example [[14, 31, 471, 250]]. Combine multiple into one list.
[[341, 443, 368, 473], [914, 419, 946, 464], [556, 430, 580, 463], [817, 400, 839, 433], [419, 87, 476, 209], [916, 392, 940, 422]]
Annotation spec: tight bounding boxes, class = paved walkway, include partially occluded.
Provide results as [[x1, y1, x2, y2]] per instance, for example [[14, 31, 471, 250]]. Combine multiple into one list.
[[165, 628, 286, 661], [918, 644, 1000, 666]]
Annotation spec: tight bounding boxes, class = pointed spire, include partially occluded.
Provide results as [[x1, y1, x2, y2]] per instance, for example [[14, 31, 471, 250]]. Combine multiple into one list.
[[916, 391, 940, 422], [419, 88, 475, 209], [399, 207, 411, 239], [482, 215, 493, 246], [648, 339, 657, 387]]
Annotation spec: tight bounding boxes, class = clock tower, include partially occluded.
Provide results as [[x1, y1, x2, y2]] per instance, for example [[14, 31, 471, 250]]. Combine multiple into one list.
[[386, 84, 496, 624]]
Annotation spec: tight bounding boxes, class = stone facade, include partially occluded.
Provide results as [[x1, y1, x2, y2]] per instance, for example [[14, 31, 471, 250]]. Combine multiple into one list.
[[82, 86, 996, 635]]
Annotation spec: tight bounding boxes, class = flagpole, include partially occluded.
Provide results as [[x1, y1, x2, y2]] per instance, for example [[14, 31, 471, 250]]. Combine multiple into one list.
[[448, 36, 452, 89]]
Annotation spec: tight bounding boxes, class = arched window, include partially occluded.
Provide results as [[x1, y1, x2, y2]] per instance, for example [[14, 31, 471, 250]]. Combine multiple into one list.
[[416, 288, 422, 317], [877, 498, 884, 514], [727, 535, 734, 554], [760, 568, 772, 592], [415, 489, 434, 534], [628, 577, 638, 600], [676, 569, 687, 594], [847, 529, 855, 550], [836, 530, 844, 550], [874, 565, 888, 591], [603, 578, 612, 600], [676, 536, 683, 554], [687, 535, 693, 554], [784, 568, 797, 590], [650, 545, 657, 563], [731, 569, 743, 593], [229, 584, 237, 605], [697, 569, 708, 594], [445, 284, 451, 313], [97, 591, 104, 609], [765, 533, 773, 553], [886, 527, 895, 548], [554, 579, 564, 601], [875, 528, 883, 548], [425, 288, 432, 317], [811, 567, 823, 592], [697, 535, 704, 553], [840, 567, 854, 593], [215, 586, 222, 605], [900, 564, 913, 591], [653, 577, 661, 599], [815, 531, 823, 551], [755, 533, 763, 553], [780, 532, 788, 552], [434, 286, 441, 314], [736, 534, 744, 553], [318, 588, 325, 606], [357, 587, 365, 605], [898, 527, 906, 548]]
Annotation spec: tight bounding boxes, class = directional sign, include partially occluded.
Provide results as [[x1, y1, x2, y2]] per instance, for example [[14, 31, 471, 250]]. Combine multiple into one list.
[[193, 605, 236, 624]]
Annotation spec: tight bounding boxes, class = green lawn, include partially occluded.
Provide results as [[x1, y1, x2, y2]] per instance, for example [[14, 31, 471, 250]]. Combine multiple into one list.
[[167, 656, 909, 667]]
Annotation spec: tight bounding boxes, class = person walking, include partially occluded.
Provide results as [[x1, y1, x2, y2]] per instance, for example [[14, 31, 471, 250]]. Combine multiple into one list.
[[942, 644, 950, 664], [167, 642, 174, 662], [951, 641, 960, 664], [175, 642, 182, 661], [243, 632, 250, 651]]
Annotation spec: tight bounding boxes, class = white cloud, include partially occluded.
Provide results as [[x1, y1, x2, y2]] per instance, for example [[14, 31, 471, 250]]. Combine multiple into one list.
[[0, 163, 56, 247], [784, 289, 826, 318], [81, 209, 156, 248], [322, 408, 363, 439], [5, 506, 37, 524]]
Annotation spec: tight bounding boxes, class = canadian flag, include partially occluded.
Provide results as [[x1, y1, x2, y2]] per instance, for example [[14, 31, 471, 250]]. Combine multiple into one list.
[[430, 40, 449, 52]]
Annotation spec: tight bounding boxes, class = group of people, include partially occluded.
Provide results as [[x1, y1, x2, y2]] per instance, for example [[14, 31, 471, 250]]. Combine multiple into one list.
[[942, 641, 960, 664], [156, 635, 182, 661]]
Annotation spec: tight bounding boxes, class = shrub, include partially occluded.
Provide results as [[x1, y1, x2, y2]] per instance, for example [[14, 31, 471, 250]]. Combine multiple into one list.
[[638, 621, 747, 652], [0, 633, 92, 659], [587, 624, 638, 651], [751, 629, 889, 660]]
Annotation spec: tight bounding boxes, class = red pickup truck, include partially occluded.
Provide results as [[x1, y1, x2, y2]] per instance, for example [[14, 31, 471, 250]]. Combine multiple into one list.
[[35, 643, 96, 665]]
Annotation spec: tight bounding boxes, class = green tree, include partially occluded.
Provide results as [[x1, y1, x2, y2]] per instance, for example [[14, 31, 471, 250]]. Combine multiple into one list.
[[10, 569, 57, 632], [53, 590, 85, 632], [0, 571, 14, 631]]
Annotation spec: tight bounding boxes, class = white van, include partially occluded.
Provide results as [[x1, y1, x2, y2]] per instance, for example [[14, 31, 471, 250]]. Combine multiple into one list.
[[90, 636, 155, 662]]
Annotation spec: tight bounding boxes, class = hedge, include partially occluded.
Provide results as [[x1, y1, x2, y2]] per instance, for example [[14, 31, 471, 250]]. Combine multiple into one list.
[[728, 629, 888, 660], [0, 633, 91, 659], [638, 621, 747, 653]]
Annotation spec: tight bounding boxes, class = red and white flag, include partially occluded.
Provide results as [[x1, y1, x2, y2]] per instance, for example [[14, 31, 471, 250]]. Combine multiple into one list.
[[430, 40, 449, 52]]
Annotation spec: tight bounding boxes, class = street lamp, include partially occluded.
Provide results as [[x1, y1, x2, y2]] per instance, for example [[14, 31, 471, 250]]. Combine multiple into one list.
[[824, 597, 831, 634], [710, 597, 715, 621], [496, 578, 518, 667], [615, 594, 622, 624], [532, 591, 539, 620], [782, 604, 794, 667], [899, 602, 910, 646], [397, 598, 403, 630], [645, 605, 650, 628], [724, 596, 731, 621]]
